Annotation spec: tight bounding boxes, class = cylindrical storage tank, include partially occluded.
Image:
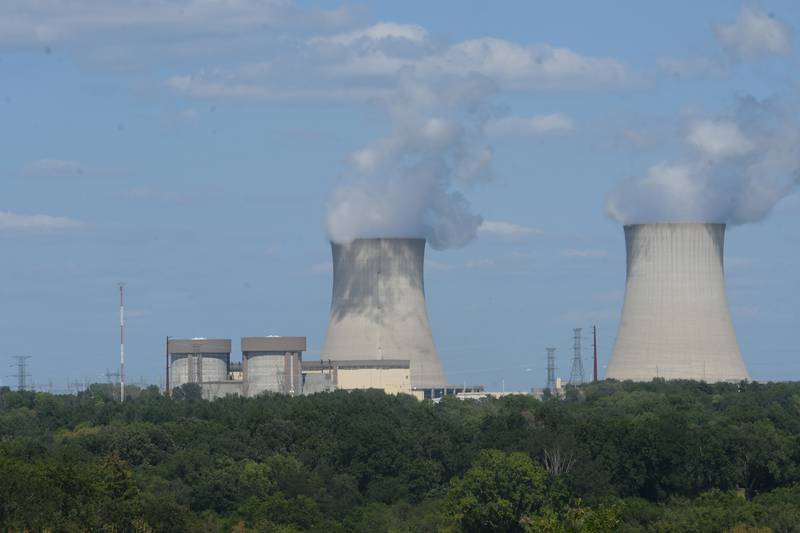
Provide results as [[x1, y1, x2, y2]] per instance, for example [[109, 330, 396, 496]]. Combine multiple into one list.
[[321, 238, 446, 389], [607, 223, 749, 382], [168, 338, 231, 390], [242, 337, 305, 397]]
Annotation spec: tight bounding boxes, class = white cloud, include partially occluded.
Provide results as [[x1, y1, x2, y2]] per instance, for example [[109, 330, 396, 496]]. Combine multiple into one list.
[[485, 113, 573, 137], [425, 38, 638, 90], [563, 249, 608, 258], [0, 0, 350, 47], [607, 97, 800, 225], [478, 220, 544, 238], [169, 26, 639, 104], [688, 119, 754, 160], [23, 158, 83, 178], [715, 6, 791, 59], [309, 22, 428, 46], [0, 211, 85, 233]]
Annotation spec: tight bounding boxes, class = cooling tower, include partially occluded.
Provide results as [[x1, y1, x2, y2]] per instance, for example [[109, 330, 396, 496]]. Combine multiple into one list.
[[321, 238, 446, 389], [606, 223, 749, 382]]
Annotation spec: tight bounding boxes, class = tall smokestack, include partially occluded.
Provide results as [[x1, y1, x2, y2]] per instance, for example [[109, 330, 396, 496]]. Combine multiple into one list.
[[321, 238, 446, 389], [606, 223, 749, 382]]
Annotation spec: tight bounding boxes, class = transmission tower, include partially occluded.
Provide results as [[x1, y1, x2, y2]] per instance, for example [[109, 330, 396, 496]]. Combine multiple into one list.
[[119, 282, 125, 403], [546, 348, 557, 393], [104, 369, 120, 385], [10, 356, 32, 391], [569, 328, 585, 385]]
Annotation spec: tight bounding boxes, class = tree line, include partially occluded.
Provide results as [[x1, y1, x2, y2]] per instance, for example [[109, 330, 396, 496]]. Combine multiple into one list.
[[1, 380, 799, 531]]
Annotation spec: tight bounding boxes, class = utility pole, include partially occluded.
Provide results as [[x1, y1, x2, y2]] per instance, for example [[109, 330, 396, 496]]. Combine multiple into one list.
[[569, 328, 585, 385], [546, 348, 556, 394], [592, 325, 598, 382], [10, 356, 32, 392], [119, 282, 125, 403]]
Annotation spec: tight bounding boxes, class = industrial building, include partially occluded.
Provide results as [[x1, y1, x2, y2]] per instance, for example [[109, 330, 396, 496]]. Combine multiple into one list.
[[302, 359, 412, 395], [606, 223, 750, 382], [168, 337, 305, 400], [242, 337, 305, 397], [321, 238, 447, 389], [168, 336, 468, 399], [167, 338, 231, 391]]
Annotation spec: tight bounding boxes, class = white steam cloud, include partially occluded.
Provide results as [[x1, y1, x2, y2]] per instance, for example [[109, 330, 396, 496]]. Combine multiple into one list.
[[607, 96, 800, 225], [326, 74, 494, 249]]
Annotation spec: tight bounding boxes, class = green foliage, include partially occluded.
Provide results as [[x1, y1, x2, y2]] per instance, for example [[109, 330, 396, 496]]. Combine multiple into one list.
[[446, 449, 549, 532], [1, 381, 800, 531]]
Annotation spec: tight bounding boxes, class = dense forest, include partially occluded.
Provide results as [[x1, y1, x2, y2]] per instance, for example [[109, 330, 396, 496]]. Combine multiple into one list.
[[1, 380, 800, 532]]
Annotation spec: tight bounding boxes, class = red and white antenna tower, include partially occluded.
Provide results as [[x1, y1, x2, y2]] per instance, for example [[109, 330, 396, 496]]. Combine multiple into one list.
[[119, 282, 125, 402]]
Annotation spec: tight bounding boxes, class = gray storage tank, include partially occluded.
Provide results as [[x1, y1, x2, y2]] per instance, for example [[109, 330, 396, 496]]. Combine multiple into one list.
[[168, 338, 231, 390]]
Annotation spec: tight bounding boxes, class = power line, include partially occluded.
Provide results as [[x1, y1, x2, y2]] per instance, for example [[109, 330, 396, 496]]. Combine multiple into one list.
[[9, 356, 32, 392], [119, 282, 125, 403], [569, 328, 585, 385], [593, 325, 598, 382], [546, 348, 557, 393]]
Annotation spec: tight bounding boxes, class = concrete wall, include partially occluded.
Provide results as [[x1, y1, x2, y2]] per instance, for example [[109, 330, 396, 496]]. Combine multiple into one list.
[[168, 338, 231, 390], [244, 352, 302, 396], [302, 372, 336, 394], [242, 337, 306, 352], [321, 238, 446, 388], [607, 223, 749, 382], [336, 367, 411, 394], [170, 353, 229, 389], [201, 381, 244, 400]]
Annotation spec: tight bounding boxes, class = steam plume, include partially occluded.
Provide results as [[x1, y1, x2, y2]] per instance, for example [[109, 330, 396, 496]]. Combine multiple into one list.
[[326, 74, 493, 250], [607, 96, 800, 225]]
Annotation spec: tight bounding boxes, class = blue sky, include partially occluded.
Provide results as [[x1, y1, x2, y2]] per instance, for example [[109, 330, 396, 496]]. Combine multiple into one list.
[[1, 1, 798, 391]]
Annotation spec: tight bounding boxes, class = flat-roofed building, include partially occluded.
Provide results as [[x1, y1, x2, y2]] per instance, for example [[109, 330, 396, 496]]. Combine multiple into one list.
[[302, 359, 412, 395]]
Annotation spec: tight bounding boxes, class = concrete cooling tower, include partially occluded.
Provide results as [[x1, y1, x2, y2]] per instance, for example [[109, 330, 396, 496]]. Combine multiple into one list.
[[606, 223, 749, 382], [321, 238, 446, 389]]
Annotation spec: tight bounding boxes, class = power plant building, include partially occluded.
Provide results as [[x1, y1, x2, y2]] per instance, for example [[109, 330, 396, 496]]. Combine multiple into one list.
[[606, 223, 750, 382], [167, 338, 231, 390], [168, 337, 305, 400], [321, 238, 446, 389], [167, 337, 432, 398], [242, 336, 305, 396], [302, 359, 412, 395]]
